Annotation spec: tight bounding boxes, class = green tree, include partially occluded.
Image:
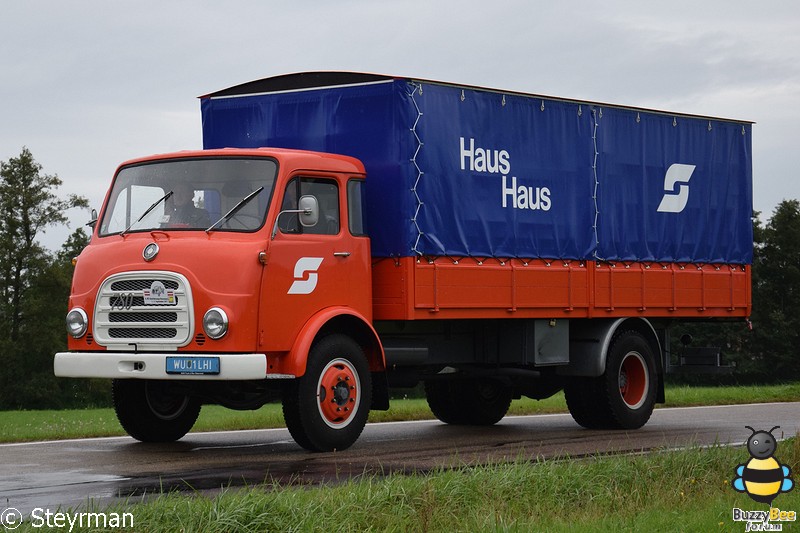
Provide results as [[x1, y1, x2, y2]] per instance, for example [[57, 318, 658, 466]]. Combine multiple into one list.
[[0, 147, 88, 340], [0, 148, 89, 408], [749, 200, 800, 377], [17, 228, 110, 408]]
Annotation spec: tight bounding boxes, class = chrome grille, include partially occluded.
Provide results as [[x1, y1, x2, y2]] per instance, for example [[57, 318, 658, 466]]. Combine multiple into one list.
[[108, 296, 179, 307], [110, 279, 180, 291], [109, 328, 178, 339], [109, 311, 178, 323], [94, 271, 193, 349]]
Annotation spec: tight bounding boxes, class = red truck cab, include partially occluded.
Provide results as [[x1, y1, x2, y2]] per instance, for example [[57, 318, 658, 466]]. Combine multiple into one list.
[[56, 148, 386, 451]]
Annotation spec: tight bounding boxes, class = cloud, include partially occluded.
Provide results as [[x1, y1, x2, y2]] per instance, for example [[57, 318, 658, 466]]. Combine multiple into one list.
[[2, 0, 800, 249]]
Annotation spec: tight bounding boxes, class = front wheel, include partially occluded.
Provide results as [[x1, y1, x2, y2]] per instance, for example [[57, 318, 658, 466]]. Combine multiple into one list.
[[282, 335, 371, 452], [112, 379, 201, 442], [564, 330, 658, 430]]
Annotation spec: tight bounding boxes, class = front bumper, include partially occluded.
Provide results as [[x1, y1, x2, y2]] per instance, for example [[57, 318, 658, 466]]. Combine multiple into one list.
[[54, 351, 291, 380]]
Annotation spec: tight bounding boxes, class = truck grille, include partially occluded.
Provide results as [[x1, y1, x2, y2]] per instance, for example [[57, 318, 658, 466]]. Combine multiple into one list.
[[110, 279, 180, 291], [109, 327, 179, 339], [108, 311, 178, 323], [94, 271, 193, 349]]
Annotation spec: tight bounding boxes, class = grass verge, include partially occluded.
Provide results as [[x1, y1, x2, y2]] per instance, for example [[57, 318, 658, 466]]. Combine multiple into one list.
[[1, 382, 799, 443], [12, 437, 800, 532]]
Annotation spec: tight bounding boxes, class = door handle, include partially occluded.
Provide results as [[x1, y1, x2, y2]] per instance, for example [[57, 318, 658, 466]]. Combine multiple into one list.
[[333, 251, 351, 257]]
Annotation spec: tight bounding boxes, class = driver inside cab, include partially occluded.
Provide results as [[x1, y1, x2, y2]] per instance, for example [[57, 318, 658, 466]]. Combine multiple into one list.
[[167, 182, 210, 227]]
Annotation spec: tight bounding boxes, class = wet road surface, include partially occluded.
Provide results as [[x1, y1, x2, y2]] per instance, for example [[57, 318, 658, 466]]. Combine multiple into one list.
[[2, 402, 798, 515]]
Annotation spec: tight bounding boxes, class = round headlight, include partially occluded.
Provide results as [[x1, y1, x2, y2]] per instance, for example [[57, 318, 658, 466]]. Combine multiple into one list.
[[66, 308, 88, 338], [203, 307, 229, 340]]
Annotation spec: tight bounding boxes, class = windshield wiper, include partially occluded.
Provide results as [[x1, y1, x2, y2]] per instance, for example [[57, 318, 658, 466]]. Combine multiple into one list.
[[120, 190, 173, 237], [206, 186, 264, 234]]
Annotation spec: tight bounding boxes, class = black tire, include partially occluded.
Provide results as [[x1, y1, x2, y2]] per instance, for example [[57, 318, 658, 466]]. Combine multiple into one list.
[[112, 379, 201, 442], [424, 378, 512, 426], [563, 375, 613, 429], [565, 330, 658, 430], [282, 334, 371, 452]]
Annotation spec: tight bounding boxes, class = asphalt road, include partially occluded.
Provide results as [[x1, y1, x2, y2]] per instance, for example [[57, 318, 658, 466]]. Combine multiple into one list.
[[1, 402, 798, 515]]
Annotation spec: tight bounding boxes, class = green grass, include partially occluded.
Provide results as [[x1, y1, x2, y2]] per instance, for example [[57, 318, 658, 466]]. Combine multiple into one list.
[[12, 437, 800, 532], [1, 382, 799, 443], [661, 382, 800, 407]]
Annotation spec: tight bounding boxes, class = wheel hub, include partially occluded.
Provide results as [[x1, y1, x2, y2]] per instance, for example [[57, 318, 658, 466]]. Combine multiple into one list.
[[618, 351, 648, 410], [317, 358, 359, 427]]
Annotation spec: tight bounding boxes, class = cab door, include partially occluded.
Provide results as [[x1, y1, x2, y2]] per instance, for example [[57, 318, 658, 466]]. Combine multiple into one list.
[[259, 174, 370, 352]]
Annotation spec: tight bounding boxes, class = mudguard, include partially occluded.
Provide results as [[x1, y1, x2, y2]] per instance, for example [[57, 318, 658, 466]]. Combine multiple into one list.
[[275, 306, 385, 378]]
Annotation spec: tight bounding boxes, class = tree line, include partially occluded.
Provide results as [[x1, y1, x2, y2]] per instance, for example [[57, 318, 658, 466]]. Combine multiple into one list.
[[0, 148, 108, 409], [0, 148, 798, 410]]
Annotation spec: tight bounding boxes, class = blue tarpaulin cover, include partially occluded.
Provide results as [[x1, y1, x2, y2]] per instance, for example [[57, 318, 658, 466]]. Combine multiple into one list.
[[201, 73, 753, 264]]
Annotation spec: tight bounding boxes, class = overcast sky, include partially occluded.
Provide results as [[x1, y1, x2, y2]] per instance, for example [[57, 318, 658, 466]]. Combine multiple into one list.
[[2, 1, 799, 250]]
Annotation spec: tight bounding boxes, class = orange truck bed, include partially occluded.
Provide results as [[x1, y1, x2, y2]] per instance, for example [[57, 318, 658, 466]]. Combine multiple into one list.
[[373, 257, 750, 321]]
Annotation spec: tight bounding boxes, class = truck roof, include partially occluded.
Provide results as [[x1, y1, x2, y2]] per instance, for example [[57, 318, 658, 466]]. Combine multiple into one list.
[[116, 147, 366, 175], [200, 71, 753, 125]]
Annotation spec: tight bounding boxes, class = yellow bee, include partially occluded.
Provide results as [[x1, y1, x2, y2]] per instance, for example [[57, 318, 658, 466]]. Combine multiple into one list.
[[733, 426, 794, 505]]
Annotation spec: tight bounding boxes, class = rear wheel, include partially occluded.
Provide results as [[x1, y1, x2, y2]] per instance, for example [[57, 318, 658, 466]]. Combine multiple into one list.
[[425, 377, 512, 426], [565, 330, 657, 430], [282, 334, 371, 452], [112, 379, 201, 442]]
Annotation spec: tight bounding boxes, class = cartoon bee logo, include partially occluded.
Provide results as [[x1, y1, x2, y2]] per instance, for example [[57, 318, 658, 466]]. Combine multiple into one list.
[[733, 426, 794, 505]]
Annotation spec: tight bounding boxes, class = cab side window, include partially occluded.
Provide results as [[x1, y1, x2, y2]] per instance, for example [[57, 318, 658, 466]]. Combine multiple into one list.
[[347, 179, 366, 236], [279, 177, 339, 235]]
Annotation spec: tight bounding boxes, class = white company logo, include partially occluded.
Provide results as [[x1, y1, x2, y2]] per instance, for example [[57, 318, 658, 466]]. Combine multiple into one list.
[[657, 164, 696, 213], [459, 137, 551, 212], [288, 257, 324, 295]]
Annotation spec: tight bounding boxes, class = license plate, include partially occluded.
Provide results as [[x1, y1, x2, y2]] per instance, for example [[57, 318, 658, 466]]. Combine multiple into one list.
[[166, 356, 220, 375]]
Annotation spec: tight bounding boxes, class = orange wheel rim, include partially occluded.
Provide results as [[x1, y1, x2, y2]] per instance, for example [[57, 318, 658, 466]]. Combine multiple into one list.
[[619, 352, 648, 409], [317, 358, 359, 428]]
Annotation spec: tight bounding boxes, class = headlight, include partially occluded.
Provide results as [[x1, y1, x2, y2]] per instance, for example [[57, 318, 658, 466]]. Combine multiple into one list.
[[203, 307, 229, 340], [66, 308, 88, 338]]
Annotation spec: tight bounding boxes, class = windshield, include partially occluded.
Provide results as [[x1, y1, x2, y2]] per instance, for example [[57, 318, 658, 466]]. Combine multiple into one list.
[[99, 158, 277, 236]]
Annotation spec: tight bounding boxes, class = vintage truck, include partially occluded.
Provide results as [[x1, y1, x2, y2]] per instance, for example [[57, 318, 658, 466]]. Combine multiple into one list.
[[55, 72, 752, 451]]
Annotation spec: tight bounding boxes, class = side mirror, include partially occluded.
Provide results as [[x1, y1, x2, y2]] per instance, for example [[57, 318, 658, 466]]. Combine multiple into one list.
[[87, 208, 98, 229], [271, 195, 320, 239], [298, 195, 319, 227]]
